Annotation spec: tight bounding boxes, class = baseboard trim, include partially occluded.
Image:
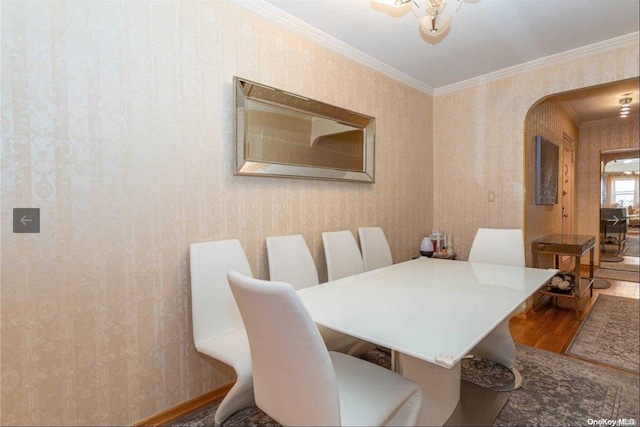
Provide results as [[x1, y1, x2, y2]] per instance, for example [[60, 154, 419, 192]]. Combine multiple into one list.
[[134, 382, 234, 426]]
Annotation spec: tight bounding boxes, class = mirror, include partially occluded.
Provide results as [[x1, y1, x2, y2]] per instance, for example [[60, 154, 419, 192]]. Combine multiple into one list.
[[234, 77, 375, 183]]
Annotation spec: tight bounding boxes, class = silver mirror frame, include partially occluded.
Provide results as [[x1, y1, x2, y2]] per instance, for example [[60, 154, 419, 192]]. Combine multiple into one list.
[[234, 77, 375, 183]]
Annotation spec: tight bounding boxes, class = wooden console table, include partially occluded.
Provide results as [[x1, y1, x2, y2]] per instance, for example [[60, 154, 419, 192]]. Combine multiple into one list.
[[531, 234, 595, 319]]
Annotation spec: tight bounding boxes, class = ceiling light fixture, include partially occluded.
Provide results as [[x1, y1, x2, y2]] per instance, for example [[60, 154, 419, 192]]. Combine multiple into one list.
[[374, 0, 460, 38], [620, 97, 632, 118]]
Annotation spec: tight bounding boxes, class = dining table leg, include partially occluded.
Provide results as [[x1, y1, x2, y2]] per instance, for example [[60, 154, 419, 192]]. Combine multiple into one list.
[[394, 352, 461, 426]]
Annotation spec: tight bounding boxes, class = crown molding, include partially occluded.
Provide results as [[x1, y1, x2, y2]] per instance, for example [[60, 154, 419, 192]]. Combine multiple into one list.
[[557, 100, 581, 127], [228, 0, 435, 96], [434, 32, 640, 96], [227, 1, 636, 99], [579, 113, 639, 129]]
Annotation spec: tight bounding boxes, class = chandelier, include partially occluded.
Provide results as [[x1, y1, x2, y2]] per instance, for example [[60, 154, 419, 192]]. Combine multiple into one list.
[[619, 97, 632, 118], [373, 0, 459, 37]]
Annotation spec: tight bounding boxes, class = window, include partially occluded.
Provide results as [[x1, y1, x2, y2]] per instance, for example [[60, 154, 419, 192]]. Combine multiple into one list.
[[613, 178, 635, 207]]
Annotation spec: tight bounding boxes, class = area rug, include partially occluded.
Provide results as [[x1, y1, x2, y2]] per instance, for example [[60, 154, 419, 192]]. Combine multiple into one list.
[[171, 345, 639, 426], [595, 268, 639, 282], [601, 234, 639, 258], [565, 294, 639, 373], [592, 278, 612, 289], [626, 233, 639, 257], [600, 234, 639, 274], [600, 260, 640, 272]]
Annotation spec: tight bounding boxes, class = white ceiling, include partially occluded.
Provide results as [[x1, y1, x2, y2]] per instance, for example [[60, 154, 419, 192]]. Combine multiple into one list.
[[605, 158, 639, 173], [250, 0, 640, 123], [262, 0, 639, 89], [555, 79, 639, 124]]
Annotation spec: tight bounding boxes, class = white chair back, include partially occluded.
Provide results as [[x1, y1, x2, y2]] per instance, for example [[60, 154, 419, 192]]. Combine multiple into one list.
[[266, 234, 319, 290], [468, 228, 525, 381], [322, 230, 364, 281], [358, 227, 393, 271], [190, 239, 253, 350], [468, 228, 525, 267], [227, 271, 341, 426], [267, 234, 366, 353]]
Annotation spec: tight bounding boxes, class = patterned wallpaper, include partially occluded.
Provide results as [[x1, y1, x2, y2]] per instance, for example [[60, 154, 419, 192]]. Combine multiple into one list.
[[433, 42, 639, 262], [577, 116, 640, 265], [523, 99, 579, 267], [1, 1, 433, 425], [2, 1, 638, 425]]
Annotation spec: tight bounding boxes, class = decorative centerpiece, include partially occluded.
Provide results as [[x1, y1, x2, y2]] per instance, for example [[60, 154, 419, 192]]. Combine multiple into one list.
[[429, 230, 445, 254], [547, 271, 575, 294]]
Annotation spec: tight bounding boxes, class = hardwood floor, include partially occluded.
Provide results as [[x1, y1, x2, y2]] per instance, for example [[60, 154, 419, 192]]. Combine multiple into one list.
[[510, 268, 639, 355]]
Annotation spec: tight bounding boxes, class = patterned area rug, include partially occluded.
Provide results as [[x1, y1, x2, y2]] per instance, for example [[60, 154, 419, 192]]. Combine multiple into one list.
[[625, 233, 639, 257], [171, 345, 639, 426], [595, 268, 639, 282], [601, 234, 639, 270], [565, 294, 639, 373]]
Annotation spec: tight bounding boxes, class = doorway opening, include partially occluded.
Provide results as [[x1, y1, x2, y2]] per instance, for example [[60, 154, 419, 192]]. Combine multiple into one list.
[[523, 77, 639, 274], [599, 150, 639, 271]]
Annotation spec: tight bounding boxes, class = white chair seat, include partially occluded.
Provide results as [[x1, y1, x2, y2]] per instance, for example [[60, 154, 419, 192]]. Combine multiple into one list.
[[196, 328, 255, 419], [330, 352, 422, 426], [196, 327, 250, 368], [190, 239, 255, 424], [227, 271, 421, 426]]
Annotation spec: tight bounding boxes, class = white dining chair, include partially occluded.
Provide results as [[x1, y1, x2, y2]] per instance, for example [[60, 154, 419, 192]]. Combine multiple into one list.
[[266, 234, 371, 354], [266, 234, 320, 291], [190, 239, 254, 424], [358, 227, 393, 271], [321, 230, 376, 355], [468, 228, 525, 268], [227, 271, 422, 426], [322, 230, 365, 281], [467, 228, 526, 391]]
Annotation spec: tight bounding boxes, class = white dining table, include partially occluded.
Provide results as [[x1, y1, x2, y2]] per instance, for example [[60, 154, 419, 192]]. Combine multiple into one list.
[[297, 257, 556, 426]]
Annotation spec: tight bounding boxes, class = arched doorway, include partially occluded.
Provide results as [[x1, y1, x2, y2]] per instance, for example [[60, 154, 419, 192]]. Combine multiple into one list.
[[523, 77, 639, 271]]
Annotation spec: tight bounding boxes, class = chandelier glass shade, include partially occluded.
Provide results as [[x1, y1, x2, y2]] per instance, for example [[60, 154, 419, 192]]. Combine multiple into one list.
[[374, 0, 455, 37], [620, 97, 632, 118]]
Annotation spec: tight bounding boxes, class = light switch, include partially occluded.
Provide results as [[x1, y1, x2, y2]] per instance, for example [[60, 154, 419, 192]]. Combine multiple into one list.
[[488, 191, 496, 202]]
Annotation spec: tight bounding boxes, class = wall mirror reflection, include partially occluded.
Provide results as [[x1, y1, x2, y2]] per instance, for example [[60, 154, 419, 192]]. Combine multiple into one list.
[[234, 77, 375, 182]]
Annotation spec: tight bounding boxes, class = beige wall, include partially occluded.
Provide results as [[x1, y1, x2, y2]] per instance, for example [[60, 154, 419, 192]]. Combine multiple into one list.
[[524, 100, 579, 267], [0, 1, 433, 425], [577, 116, 640, 264], [433, 42, 639, 261]]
